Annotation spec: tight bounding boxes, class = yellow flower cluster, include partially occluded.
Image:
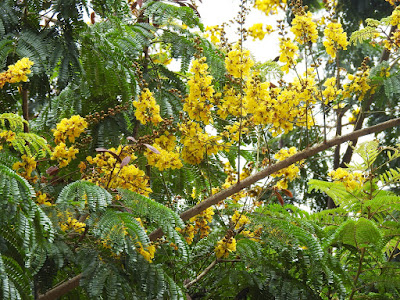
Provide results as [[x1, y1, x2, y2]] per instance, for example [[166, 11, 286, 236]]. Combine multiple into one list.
[[271, 147, 302, 189], [390, 7, 400, 26], [279, 38, 299, 73], [221, 121, 250, 146], [145, 144, 182, 171], [225, 46, 254, 78], [291, 12, 318, 45], [232, 210, 250, 230], [322, 77, 342, 104], [244, 76, 273, 125], [86, 147, 151, 196], [205, 25, 221, 44], [0, 130, 16, 145], [215, 236, 236, 258], [51, 142, 79, 168], [248, 23, 267, 40], [323, 22, 348, 59], [177, 224, 195, 244], [13, 154, 37, 180], [0, 57, 34, 88], [343, 67, 371, 101], [179, 121, 223, 164], [36, 191, 52, 206], [137, 242, 156, 263], [53, 115, 88, 144], [133, 88, 163, 125], [328, 168, 365, 191], [154, 132, 176, 151], [189, 206, 214, 239], [183, 57, 215, 124], [217, 87, 245, 119], [348, 107, 360, 123], [254, 0, 286, 15], [60, 216, 86, 234]]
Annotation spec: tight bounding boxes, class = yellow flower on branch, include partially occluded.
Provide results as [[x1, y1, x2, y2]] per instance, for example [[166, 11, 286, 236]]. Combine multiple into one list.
[[225, 46, 254, 78], [133, 88, 163, 125], [13, 154, 37, 180], [291, 12, 318, 45], [323, 22, 348, 59], [215, 236, 236, 258], [248, 23, 267, 40], [53, 115, 88, 144], [254, 0, 286, 15], [0, 57, 34, 88]]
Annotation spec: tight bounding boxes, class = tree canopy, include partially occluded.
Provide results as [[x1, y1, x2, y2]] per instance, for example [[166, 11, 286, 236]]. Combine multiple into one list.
[[1, 0, 400, 299]]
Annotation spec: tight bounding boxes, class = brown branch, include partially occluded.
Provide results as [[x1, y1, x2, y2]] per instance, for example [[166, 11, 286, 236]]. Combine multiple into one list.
[[39, 117, 400, 298], [38, 274, 82, 300], [21, 87, 29, 133], [150, 117, 400, 240], [184, 259, 218, 289]]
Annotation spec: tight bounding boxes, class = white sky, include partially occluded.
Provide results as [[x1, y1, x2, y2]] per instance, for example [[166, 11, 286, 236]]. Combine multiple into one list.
[[197, 0, 282, 62]]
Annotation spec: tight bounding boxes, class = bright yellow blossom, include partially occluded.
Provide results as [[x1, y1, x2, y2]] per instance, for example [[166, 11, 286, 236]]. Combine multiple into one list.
[[328, 168, 365, 191], [225, 46, 254, 78], [13, 154, 37, 179], [51, 142, 79, 168], [279, 38, 298, 73], [183, 57, 215, 124], [53, 115, 88, 144], [0, 57, 34, 88], [291, 12, 318, 45], [271, 147, 303, 189], [215, 236, 236, 258], [248, 23, 267, 40], [254, 0, 286, 15], [232, 210, 250, 230], [323, 22, 348, 59], [133, 88, 163, 125]]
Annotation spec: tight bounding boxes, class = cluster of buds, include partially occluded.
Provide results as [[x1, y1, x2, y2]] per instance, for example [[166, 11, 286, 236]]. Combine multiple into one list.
[[85, 103, 130, 125]]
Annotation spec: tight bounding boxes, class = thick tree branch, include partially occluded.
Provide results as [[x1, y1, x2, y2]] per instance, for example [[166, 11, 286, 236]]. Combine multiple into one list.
[[39, 117, 400, 298], [149, 117, 400, 240], [38, 274, 82, 300], [184, 259, 218, 289]]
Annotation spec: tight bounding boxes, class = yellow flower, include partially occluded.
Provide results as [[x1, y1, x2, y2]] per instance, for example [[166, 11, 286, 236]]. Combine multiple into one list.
[[390, 7, 400, 26], [232, 210, 250, 230], [215, 236, 236, 258], [291, 12, 318, 45], [323, 22, 348, 59], [137, 242, 156, 263], [225, 45, 254, 78], [248, 23, 267, 40], [133, 88, 163, 125], [51, 143, 79, 168], [183, 57, 215, 124], [328, 168, 365, 191], [271, 147, 303, 189], [254, 0, 287, 15], [13, 154, 37, 179], [0, 130, 16, 143], [0, 57, 34, 88], [279, 38, 299, 73], [53, 115, 88, 144]]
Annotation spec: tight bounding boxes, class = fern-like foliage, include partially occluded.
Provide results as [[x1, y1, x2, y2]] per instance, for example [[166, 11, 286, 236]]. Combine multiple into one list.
[[119, 189, 189, 259], [349, 25, 378, 45], [0, 113, 27, 131], [56, 180, 112, 212]]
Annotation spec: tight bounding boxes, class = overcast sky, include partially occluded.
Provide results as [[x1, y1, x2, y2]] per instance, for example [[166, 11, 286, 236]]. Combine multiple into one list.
[[197, 0, 282, 62]]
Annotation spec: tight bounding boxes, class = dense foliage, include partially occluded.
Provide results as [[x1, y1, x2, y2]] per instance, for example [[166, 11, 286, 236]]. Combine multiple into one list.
[[1, 0, 400, 299]]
